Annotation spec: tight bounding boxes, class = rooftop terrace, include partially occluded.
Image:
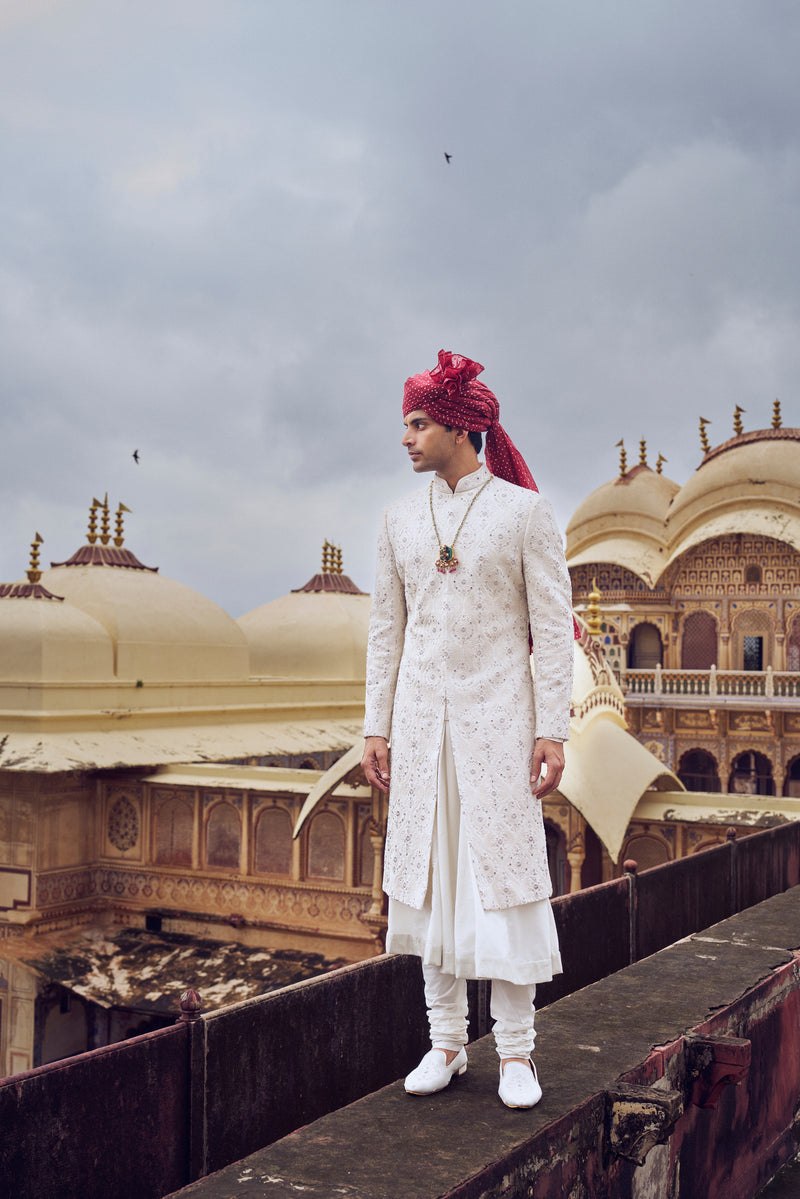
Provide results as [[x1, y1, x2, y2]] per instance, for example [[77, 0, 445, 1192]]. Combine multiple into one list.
[[2, 821, 799, 1198]]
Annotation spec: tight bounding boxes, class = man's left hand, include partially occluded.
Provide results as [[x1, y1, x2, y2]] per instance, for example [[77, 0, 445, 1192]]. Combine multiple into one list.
[[530, 738, 565, 799]]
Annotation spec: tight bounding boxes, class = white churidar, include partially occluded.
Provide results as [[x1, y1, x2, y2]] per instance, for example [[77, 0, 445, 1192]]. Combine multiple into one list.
[[364, 464, 575, 912], [421, 967, 540, 1061]]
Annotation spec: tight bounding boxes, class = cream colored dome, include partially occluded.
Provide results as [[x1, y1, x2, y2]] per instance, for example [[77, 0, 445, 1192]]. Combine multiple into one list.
[[0, 596, 114, 682], [37, 563, 249, 682], [566, 465, 679, 585], [663, 429, 800, 568], [238, 590, 372, 679]]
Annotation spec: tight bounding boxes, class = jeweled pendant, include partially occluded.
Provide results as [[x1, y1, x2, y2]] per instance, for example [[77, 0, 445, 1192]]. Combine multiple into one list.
[[435, 545, 458, 573]]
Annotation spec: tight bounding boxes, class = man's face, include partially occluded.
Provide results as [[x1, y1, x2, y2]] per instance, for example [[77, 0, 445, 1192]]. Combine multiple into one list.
[[402, 409, 460, 475]]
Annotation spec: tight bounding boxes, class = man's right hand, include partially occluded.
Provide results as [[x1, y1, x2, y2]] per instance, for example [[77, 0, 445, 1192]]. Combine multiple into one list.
[[362, 736, 390, 794]]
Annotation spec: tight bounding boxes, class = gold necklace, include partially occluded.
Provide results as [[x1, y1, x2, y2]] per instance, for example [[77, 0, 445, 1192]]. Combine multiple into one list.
[[429, 475, 494, 573]]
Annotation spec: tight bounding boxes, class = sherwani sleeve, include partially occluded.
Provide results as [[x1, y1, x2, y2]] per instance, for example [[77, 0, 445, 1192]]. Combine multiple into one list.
[[363, 508, 407, 741], [523, 495, 574, 742]]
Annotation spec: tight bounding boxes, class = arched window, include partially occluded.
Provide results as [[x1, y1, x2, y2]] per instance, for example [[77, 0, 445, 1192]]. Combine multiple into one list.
[[677, 749, 721, 793], [154, 795, 193, 866], [734, 609, 771, 671], [307, 811, 345, 880], [544, 821, 567, 896], [206, 803, 241, 869], [254, 807, 292, 875], [784, 757, 800, 799], [580, 824, 603, 890], [627, 622, 662, 669], [623, 834, 670, 872], [358, 821, 375, 887], [787, 619, 800, 672], [728, 751, 774, 796], [745, 564, 761, 584], [681, 611, 717, 669]]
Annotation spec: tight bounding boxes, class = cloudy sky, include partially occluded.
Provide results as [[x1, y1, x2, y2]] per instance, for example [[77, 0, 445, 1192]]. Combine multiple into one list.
[[1, 0, 799, 616]]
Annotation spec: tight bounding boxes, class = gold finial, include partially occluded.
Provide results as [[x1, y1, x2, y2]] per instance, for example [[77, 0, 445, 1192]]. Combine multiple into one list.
[[99, 493, 111, 545], [656, 452, 667, 475], [733, 405, 745, 436], [26, 532, 44, 583], [88, 497, 104, 545], [699, 417, 711, 454], [114, 502, 132, 547], [587, 577, 602, 637], [639, 438, 647, 466], [321, 540, 343, 575], [615, 438, 627, 476], [772, 398, 782, 429]]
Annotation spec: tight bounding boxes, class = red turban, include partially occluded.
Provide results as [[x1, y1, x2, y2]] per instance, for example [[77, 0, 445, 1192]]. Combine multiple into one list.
[[405, 349, 580, 642], [402, 349, 537, 491]]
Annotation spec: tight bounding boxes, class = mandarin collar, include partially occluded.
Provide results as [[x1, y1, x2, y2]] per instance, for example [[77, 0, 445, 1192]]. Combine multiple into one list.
[[433, 463, 492, 496]]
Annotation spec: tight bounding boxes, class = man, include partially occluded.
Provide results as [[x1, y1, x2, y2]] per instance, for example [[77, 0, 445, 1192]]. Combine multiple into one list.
[[362, 350, 574, 1109]]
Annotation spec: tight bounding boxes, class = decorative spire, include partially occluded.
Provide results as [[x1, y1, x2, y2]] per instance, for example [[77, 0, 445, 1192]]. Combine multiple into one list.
[[114, 503, 132, 547], [733, 405, 745, 436], [772, 398, 782, 429], [699, 417, 711, 454], [293, 545, 367, 595], [0, 532, 63, 600], [87, 497, 103, 545], [321, 541, 344, 576], [586, 577, 603, 637], [99, 493, 111, 545], [615, 438, 627, 476], [53, 498, 157, 572], [656, 453, 667, 475], [26, 532, 44, 583], [639, 438, 647, 466]]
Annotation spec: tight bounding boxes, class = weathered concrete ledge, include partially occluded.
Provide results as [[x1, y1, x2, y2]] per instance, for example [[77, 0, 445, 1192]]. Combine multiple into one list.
[[167, 887, 800, 1199]]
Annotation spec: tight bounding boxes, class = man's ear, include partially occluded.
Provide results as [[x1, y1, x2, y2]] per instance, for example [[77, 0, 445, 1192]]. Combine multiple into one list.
[[454, 427, 469, 446]]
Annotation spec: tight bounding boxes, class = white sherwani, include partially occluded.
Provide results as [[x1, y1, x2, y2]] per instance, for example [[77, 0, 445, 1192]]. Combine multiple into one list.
[[364, 464, 574, 913]]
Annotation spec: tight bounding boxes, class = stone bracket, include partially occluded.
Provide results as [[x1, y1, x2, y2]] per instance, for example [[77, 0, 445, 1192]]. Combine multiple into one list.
[[606, 1084, 684, 1165], [684, 1033, 751, 1109]]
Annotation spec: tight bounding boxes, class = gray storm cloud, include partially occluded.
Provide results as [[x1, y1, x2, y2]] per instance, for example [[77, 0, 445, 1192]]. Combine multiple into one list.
[[1, 0, 799, 614]]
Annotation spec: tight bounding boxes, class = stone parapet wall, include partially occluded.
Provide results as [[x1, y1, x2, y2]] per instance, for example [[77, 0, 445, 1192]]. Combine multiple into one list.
[[2, 822, 799, 1198]]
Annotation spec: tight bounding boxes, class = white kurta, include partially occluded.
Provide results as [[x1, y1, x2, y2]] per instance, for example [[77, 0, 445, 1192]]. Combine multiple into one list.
[[364, 464, 574, 912]]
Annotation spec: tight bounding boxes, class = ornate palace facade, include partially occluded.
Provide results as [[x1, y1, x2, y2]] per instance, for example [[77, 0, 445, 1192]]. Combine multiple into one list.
[[567, 404, 800, 872]]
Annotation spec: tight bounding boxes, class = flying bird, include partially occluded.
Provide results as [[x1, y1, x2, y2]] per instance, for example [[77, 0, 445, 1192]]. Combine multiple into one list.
[[132, 449, 140, 464], [444, 152, 452, 163]]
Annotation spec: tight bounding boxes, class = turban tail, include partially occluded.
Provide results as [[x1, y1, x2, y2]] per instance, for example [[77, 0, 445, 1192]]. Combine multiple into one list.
[[402, 351, 538, 491]]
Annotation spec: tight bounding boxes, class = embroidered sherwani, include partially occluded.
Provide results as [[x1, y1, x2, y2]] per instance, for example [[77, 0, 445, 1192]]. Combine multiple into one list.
[[364, 464, 574, 915]]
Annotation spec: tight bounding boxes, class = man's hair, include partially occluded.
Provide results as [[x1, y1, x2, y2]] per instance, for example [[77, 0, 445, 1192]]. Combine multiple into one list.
[[445, 426, 483, 454]]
